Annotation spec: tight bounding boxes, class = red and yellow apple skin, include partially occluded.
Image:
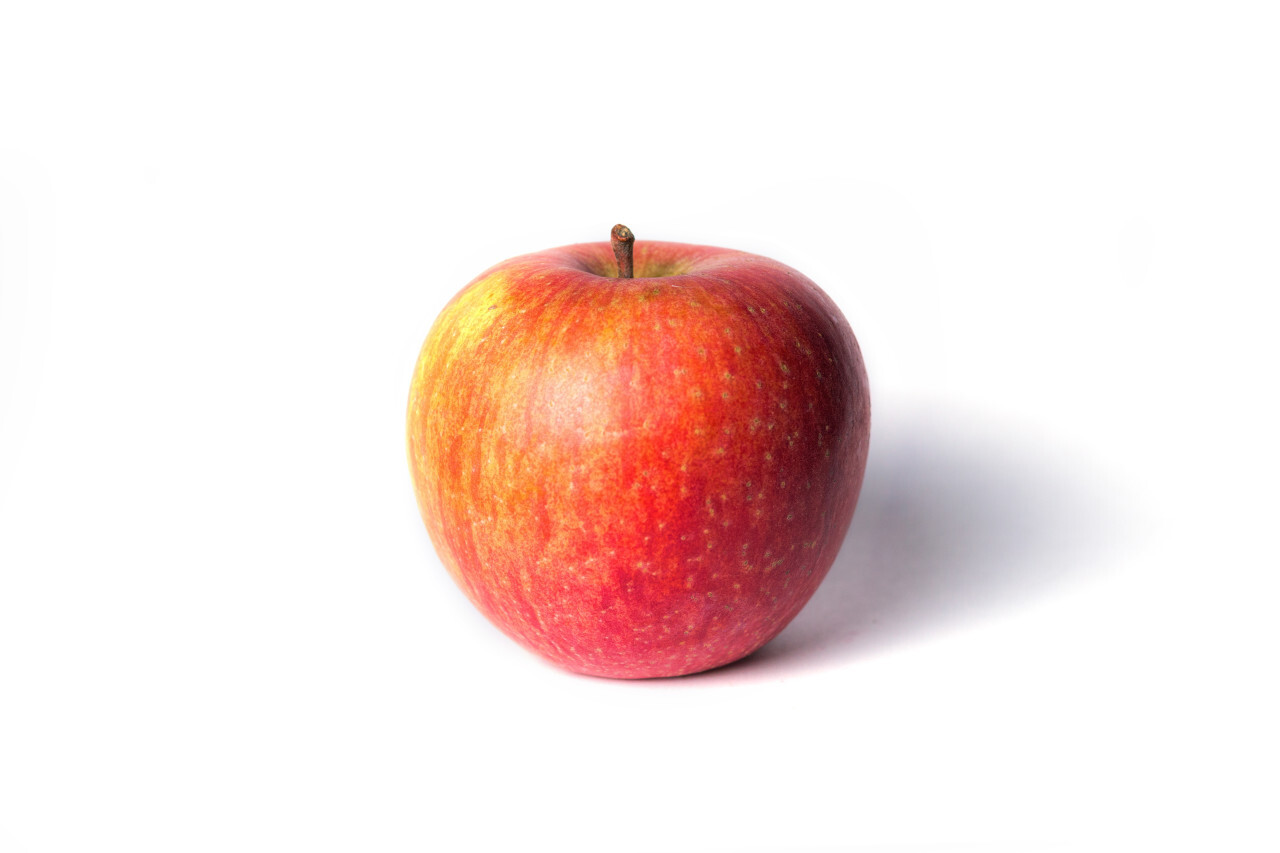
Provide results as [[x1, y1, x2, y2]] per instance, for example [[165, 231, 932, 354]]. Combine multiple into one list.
[[407, 239, 870, 678]]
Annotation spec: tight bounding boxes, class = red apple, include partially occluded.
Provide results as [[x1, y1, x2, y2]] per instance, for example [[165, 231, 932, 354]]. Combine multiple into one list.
[[407, 227, 870, 678]]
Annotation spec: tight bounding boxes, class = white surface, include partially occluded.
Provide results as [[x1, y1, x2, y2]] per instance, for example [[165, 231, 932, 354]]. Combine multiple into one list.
[[2, 3, 1277, 852]]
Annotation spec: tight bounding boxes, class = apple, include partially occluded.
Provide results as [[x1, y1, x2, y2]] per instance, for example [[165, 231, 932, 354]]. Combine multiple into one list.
[[407, 226, 870, 678]]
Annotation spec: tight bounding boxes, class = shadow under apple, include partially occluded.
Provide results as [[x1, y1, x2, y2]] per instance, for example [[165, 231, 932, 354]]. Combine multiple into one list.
[[690, 412, 1127, 681]]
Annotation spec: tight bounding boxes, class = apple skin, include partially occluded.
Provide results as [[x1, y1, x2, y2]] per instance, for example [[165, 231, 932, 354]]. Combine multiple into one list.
[[407, 238, 870, 678]]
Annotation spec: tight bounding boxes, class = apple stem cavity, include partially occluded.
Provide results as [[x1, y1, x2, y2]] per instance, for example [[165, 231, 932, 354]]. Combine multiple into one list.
[[611, 224, 635, 279]]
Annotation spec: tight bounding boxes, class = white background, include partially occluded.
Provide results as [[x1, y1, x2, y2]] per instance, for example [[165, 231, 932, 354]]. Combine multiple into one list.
[[2, 3, 1277, 852]]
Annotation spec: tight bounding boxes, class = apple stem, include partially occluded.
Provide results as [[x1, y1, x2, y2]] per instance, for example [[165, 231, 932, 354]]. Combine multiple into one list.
[[611, 224, 635, 278]]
